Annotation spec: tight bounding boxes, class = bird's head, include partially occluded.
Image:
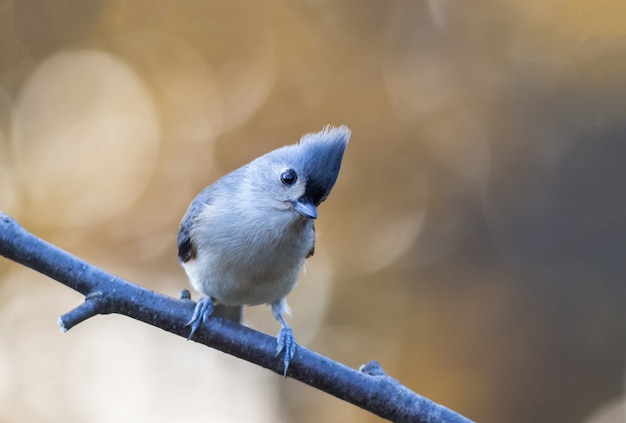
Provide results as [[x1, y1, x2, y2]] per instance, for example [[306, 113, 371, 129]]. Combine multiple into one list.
[[247, 125, 350, 219]]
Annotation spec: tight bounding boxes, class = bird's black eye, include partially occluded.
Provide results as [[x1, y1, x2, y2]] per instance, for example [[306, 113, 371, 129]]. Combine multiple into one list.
[[280, 169, 297, 186]]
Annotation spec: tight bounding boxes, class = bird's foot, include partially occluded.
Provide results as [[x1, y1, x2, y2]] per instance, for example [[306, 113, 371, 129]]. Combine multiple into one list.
[[276, 326, 297, 377], [186, 297, 214, 340]]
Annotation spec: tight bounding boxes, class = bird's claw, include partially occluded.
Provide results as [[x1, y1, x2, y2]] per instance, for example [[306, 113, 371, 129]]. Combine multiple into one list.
[[186, 297, 214, 340], [276, 326, 297, 377]]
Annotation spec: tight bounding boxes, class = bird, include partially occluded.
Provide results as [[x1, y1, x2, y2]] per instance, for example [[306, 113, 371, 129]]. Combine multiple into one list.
[[177, 125, 350, 375]]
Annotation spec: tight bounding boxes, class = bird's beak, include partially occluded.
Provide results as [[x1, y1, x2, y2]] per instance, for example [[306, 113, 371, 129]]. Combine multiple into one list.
[[292, 197, 317, 219]]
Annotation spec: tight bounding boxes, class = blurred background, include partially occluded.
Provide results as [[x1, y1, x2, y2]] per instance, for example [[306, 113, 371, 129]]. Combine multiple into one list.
[[0, 1, 625, 422]]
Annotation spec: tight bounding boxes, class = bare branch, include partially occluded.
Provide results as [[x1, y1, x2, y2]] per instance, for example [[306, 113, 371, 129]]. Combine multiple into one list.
[[0, 213, 474, 423]]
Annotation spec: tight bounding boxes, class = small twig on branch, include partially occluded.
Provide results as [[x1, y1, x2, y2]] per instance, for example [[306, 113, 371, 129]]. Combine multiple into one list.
[[59, 291, 110, 332], [0, 213, 474, 423]]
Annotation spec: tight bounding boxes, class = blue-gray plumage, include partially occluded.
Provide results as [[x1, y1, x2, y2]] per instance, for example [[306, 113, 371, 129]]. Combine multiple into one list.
[[178, 125, 350, 375]]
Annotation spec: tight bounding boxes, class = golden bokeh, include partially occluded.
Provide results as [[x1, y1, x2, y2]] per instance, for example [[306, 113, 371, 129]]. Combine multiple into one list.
[[1, 1, 625, 422]]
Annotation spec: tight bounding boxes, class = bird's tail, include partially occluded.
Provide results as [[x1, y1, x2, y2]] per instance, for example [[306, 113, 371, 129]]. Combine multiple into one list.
[[212, 304, 243, 323]]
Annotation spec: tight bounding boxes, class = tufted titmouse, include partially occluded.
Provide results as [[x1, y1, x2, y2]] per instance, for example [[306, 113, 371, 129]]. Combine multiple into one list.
[[178, 125, 350, 375]]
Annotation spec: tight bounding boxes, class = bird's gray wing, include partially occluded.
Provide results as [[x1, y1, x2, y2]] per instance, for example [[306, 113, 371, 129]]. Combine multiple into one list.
[[177, 185, 217, 263], [177, 169, 244, 263], [306, 223, 315, 258]]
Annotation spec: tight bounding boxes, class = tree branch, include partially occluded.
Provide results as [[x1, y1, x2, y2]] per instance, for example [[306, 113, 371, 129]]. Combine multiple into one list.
[[0, 213, 474, 423]]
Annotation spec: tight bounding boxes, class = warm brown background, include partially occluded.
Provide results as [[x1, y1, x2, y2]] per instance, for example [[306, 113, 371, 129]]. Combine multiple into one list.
[[0, 1, 625, 422]]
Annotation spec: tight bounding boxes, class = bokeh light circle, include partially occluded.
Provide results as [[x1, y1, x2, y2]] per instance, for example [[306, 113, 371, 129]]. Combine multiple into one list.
[[12, 50, 160, 227]]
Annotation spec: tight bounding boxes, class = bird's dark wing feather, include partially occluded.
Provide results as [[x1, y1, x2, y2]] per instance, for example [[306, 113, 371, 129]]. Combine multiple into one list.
[[177, 232, 197, 263], [306, 223, 316, 258]]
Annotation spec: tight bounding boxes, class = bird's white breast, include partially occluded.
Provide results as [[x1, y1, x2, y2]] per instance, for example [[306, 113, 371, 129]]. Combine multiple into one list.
[[183, 201, 315, 306]]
